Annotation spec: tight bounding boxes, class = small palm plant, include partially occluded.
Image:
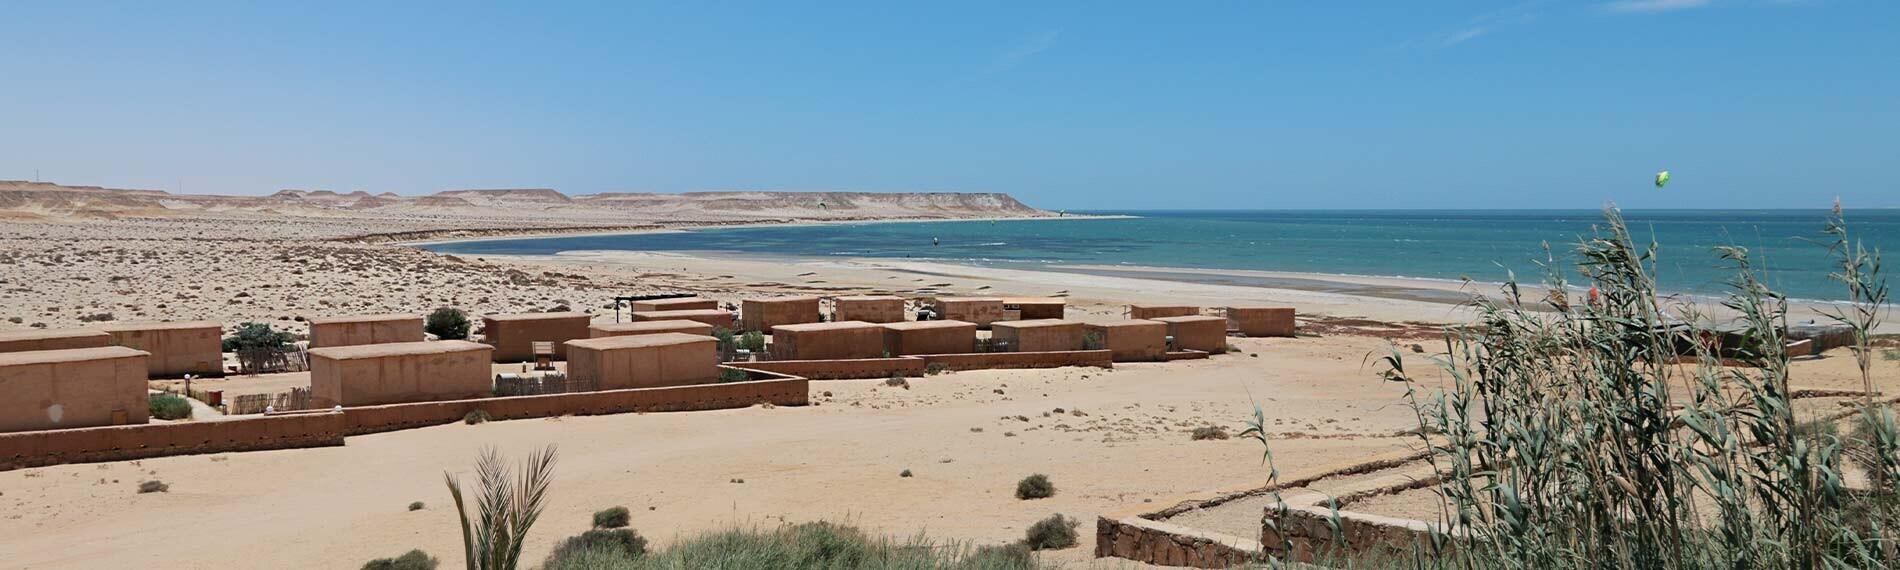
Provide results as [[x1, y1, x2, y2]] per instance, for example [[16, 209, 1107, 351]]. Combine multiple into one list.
[[443, 445, 559, 570]]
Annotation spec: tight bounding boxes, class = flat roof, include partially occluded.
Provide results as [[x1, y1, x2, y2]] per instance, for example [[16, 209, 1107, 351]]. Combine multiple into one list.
[[1130, 304, 1198, 309], [1152, 315, 1227, 323], [1087, 319, 1167, 328], [1227, 306, 1294, 311], [882, 320, 977, 331], [835, 295, 904, 302], [98, 321, 220, 332], [631, 309, 730, 316], [483, 312, 590, 322], [772, 320, 881, 333], [567, 332, 716, 350], [992, 319, 1080, 329], [743, 296, 819, 303], [635, 297, 713, 305], [308, 340, 491, 360], [935, 297, 1003, 303], [591, 320, 714, 332], [306, 313, 421, 325], [1002, 297, 1066, 305], [0, 346, 149, 366], [0, 328, 112, 343]]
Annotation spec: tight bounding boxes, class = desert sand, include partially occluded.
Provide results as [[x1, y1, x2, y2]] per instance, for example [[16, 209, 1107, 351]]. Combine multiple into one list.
[[0, 182, 1894, 568]]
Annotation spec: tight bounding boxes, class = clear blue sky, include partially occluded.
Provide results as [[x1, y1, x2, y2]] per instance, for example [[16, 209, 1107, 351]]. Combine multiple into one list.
[[2, 1, 1894, 209]]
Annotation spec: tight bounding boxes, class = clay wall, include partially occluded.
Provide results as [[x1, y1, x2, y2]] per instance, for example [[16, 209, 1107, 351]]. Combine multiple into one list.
[[1227, 307, 1296, 337], [0, 347, 150, 433], [990, 319, 1086, 352], [882, 320, 977, 356], [99, 321, 223, 378], [832, 296, 905, 323], [1154, 316, 1227, 353], [589, 320, 714, 338], [481, 312, 590, 362], [307, 313, 425, 348], [771, 321, 886, 360], [566, 333, 717, 390], [742, 297, 821, 332], [308, 340, 494, 406], [0, 329, 113, 354], [1086, 320, 1168, 362]]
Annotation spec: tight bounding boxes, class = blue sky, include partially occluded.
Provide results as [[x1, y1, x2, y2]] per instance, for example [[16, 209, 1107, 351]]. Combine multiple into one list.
[[2, 1, 1894, 209]]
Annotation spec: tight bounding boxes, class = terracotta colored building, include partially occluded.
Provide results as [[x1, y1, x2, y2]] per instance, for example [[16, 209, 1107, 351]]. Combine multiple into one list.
[[0, 328, 112, 354], [881, 320, 977, 356], [308, 340, 494, 406], [1085, 320, 1168, 361], [990, 319, 1086, 352], [630, 309, 736, 330], [933, 297, 1005, 328], [1004, 297, 1066, 320], [0, 346, 151, 432], [1128, 304, 1199, 320], [770, 321, 886, 360], [742, 297, 821, 333], [482, 312, 591, 362], [99, 321, 223, 378], [1228, 307, 1296, 337], [566, 332, 718, 390], [589, 320, 715, 339], [1153, 316, 1228, 353], [306, 313, 425, 348], [629, 297, 718, 312], [831, 295, 906, 323]]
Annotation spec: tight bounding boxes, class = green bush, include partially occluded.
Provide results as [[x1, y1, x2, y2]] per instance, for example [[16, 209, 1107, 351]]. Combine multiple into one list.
[[425, 307, 471, 340], [719, 368, 752, 383], [1014, 474, 1055, 500], [594, 522, 1041, 569], [593, 506, 631, 529], [1081, 330, 1105, 351], [545, 529, 647, 569], [924, 362, 951, 376], [1190, 426, 1228, 441], [1020, 514, 1079, 550], [739, 331, 766, 352], [149, 394, 192, 420], [137, 480, 168, 493], [408, 501, 425, 511], [360, 549, 438, 570], [463, 409, 490, 425], [222, 321, 293, 352]]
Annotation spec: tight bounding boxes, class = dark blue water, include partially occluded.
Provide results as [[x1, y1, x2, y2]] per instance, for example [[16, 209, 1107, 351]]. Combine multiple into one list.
[[423, 210, 1900, 302]]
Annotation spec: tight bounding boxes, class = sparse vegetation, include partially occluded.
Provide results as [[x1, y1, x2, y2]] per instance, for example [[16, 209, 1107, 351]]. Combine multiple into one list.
[[1081, 330, 1105, 350], [408, 501, 426, 511], [1020, 514, 1079, 550], [361, 550, 438, 570], [900, 469, 913, 478], [713, 328, 738, 361], [1014, 474, 1055, 500], [884, 375, 910, 389], [719, 367, 752, 383], [1190, 426, 1229, 440], [544, 529, 647, 569], [593, 506, 631, 529], [148, 393, 192, 420], [739, 331, 766, 352], [540, 522, 1040, 569], [443, 445, 557, 570], [925, 362, 951, 376], [137, 480, 168, 493], [224, 321, 297, 374], [426, 307, 471, 340], [463, 409, 490, 425]]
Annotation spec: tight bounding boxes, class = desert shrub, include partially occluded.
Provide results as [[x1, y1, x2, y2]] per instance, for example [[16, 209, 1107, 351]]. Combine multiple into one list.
[[137, 480, 169, 493], [463, 409, 490, 425], [615, 522, 1041, 569], [426, 307, 471, 340], [1328, 206, 1900, 568], [719, 368, 752, 383], [1081, 330, 1105, 351], [739, 331, 766, 352], [593, 506, 631, 529], [408, 501, 425, 511], [1020, 514, 1079, 550], [222, 321, 292, 352], [1014, 474, 1055, 500], [925, 362, 951, 376], [884, 375, 909, 389], [900, 469, 913, 478], [149, 394, 192, 420], [545, 529, 647, 569], [1190, 426, 1228, 440], [361, 550, 438, 570]]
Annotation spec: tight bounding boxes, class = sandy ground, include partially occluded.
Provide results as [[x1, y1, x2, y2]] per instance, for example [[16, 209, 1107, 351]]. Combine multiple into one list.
[[0, 210, 1894, 569]]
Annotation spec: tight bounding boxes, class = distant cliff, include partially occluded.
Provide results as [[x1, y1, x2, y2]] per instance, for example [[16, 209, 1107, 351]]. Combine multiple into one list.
[[0, 181, 1049, 223]]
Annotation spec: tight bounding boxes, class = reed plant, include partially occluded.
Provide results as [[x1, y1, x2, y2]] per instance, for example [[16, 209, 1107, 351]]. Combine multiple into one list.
[[1256, 206, 1897, 568]]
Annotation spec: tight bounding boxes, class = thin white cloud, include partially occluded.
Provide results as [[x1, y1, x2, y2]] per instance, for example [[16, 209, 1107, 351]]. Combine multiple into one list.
[[1405, 1, 1542, 50], [988, 29, 1062, 73], [1603, 0, 1712, 13], [1443, 27, 1488, 46]]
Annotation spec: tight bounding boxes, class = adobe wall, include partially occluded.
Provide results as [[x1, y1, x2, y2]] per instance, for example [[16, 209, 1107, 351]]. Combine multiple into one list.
[[0, 347, 151, 433], [991, 319, 1086, 352], [741, 358, 925, 380], [1227, 307, 1296, 338], [99, 321, 223, 378], [0, 411, 346, 471], [589, 320, 715, 338], [307, 314, 425, 348], [882, 320, 977, 355], [308, 340, 494, 406], [631, 309, 736, 330], [630, 297, 718, 312], [742, 297, 821, 332], [917, 350, 1113, 371], [832, 296, 905, 323], [1086, 320, 1167, 362], [1095, 515, 1260, 569], [0, 329, 112, 354], [1129, 305, 1199, 320], [1004, 297, 1066, 320], [1155, 316, 1228, 353], [482, 312, 591, 362], [341, 376, 809, 435], [566, 333, 717, 390], [935, 298, 1005, 328], [771, 321, 886, 360]]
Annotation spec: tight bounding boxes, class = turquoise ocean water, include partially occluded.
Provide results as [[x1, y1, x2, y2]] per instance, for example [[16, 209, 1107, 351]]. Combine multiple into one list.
[[423, 210, 1900, 302]]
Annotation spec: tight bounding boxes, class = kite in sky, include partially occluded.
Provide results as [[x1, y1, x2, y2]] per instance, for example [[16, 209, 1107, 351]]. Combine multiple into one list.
[[1654, 170, 1671, 188]]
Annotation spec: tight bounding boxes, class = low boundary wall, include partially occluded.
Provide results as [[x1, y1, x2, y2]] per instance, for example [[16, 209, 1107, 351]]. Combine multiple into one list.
[[739, 350, 1114, 379], [0, 412, 346, 471], [918, 350, 1113, 371], [740, 358, 925, 380], [344, 376, 808, 436]]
